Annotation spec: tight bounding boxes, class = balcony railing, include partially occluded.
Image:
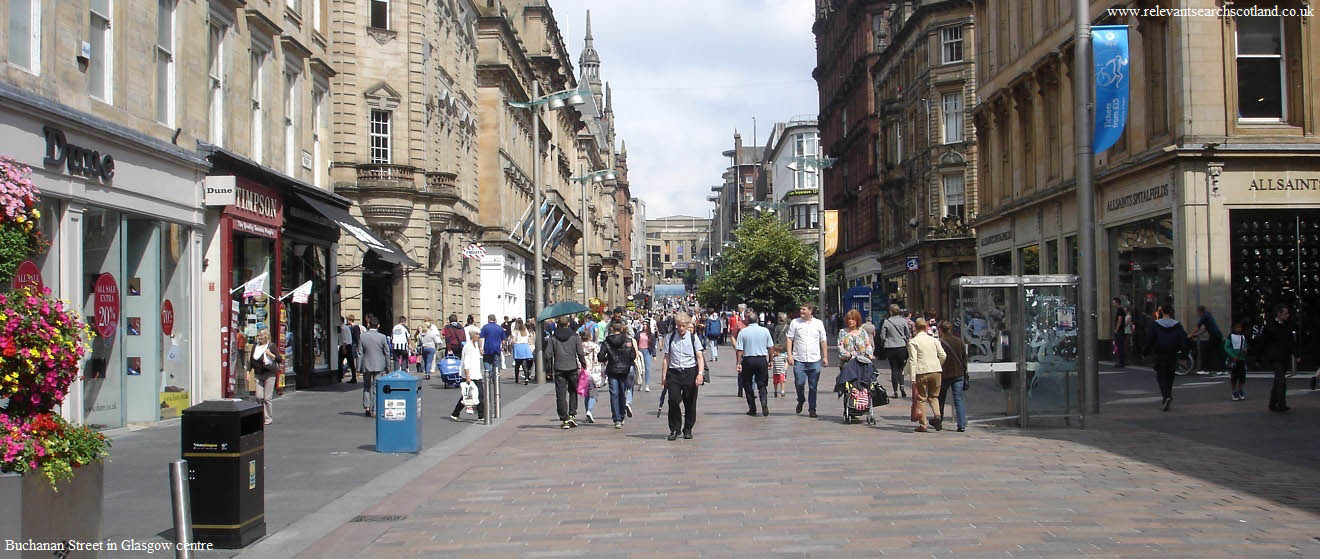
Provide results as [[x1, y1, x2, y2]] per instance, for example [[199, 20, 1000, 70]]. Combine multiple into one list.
[[356, 164, 417, 190], [424, 171, 461, 199]]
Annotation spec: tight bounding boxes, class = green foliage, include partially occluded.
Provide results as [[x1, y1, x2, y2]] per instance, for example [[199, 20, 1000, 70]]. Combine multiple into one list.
[[0, 223, 36, 285], [696, 214, 817, 314]]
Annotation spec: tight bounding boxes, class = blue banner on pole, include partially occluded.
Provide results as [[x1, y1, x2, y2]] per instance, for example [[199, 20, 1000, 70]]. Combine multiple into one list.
[[1092, 25, 1129, 154]]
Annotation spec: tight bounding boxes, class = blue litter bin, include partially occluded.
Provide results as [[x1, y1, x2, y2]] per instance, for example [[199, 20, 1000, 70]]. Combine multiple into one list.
[[375, 370, 421, 453]]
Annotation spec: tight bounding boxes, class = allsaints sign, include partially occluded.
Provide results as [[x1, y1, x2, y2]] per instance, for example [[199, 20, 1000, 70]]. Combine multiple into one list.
[[43, 126, 115, 181], [1247, 177, 1320, 191]]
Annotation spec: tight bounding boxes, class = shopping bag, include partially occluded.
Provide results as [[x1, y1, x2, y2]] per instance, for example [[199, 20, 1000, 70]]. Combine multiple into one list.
[[909, 395, 920, 422], [590, 367, 605, 388], [245, 370, 256, 393], [576, 367, 591, 396], [408, 354, 419, 365], [460, 380, 480, 407]]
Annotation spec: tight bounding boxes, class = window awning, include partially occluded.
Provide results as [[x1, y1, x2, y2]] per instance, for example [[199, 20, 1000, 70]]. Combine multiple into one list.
[[295, 194, 420, 268]]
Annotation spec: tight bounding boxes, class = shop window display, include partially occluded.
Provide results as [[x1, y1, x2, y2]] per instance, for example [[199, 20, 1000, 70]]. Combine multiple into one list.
[[81, 207, 123, 429], [983, 252, 1011, 276], [1231, 210, 1319, 366], [232, 233, 276, 395], [1111, 216, 1175, 321], [281, 241, 330, 387]]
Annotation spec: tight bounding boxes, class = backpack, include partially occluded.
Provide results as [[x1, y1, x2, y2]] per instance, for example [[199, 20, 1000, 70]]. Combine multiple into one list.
[[668, 329, 700, 358]]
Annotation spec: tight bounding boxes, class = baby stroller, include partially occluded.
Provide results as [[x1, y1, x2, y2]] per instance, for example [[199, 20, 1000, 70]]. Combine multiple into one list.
[[834, 359, 884, 425], [438, 352, 463, 388]]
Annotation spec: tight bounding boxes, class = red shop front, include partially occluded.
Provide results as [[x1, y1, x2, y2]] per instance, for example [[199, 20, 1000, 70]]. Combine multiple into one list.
[[218, 178, 286, 398]]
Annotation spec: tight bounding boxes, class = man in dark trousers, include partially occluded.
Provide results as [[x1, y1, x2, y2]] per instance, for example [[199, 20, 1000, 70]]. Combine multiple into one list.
[[338, 315, 361, 383], [547, 316, 587, 428], [1146, 304, 1191, 412], [660, 312, 706, 440], [735, 309, 775, 417], [358, 317, 392, 417], [1259, 304, 1298, 412]]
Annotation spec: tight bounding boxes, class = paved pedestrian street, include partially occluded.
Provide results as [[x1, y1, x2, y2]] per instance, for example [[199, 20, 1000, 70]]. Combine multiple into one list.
[[280, 355, 1319, 559]]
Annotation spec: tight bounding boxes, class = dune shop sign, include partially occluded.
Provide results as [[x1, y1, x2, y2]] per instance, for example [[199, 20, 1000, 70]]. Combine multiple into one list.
[[43, 126, 115, 181]]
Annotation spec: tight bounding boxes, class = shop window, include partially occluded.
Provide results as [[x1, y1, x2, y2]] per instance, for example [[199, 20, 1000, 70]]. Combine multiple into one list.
[[942, 25, 963, 64], [313, 86, 327, 187], [35, 199, 60, 290], [155, 0, 175, 126], [159, 223, 191, 418], [88, 0, 113, 102], [1110, 216, 1175, 320], [8, 0, 41, 74], [1066, 235, 1078, 275], [82, 207, 123, 429], [370, 0, 389, 30], [942, 92, 963, 144], [1045, 239, 1059, 274], [232, 233, 276, 396], [370, 109, 391, 164], [1235, 15, 1285, 121], [283, 242, 330, 385]]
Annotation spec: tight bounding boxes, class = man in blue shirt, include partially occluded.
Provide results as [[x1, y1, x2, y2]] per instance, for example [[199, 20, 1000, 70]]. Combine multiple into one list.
[[735, 308, 776, 417], [479, 314, 507, 379]]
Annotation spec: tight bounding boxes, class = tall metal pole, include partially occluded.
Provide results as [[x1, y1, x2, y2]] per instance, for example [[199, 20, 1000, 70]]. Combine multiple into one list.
[[533, 81, 546, 385], [1074, 0, 1099, 416], [817, 176, 826, 315], [582, 178, 589, 306]]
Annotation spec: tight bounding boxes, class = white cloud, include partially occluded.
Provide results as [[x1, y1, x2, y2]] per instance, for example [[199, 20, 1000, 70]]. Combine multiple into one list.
[[549, 0, 819, 220]]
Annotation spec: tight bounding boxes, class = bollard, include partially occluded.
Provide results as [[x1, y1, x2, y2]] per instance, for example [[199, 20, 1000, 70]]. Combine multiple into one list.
[[169, 460, 193, 559], [492, 368, 502, 419], [481, 374, 492, 425]]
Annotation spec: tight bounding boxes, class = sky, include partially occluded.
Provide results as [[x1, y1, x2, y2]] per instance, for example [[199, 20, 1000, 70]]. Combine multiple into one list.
[[548, 0, 820, 221]]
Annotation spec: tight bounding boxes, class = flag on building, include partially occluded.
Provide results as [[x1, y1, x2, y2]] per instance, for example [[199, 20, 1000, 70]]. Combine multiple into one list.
[[242, 271, 268, 299]]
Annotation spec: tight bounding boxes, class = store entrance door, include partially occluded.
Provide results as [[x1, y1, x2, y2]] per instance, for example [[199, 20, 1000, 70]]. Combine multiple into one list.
[[362, 252, 395, 329]]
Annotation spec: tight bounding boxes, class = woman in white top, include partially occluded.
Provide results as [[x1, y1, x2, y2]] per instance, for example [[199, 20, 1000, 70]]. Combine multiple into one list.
[[512, 319, 535, 384], [248, 329, 282, 425], [451, 330, 485, 422]]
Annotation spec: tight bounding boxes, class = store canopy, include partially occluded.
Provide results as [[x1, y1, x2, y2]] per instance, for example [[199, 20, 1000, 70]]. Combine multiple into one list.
[[295, 194, 420, 267]]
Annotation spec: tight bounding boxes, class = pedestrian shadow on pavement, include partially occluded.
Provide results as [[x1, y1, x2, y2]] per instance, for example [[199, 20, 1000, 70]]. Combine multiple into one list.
[[626, 433, 671, 440]]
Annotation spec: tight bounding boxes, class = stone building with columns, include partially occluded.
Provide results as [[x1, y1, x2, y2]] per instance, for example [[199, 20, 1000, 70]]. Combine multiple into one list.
[[329, 0, 483, 327], [971, 0, 1320, 363]]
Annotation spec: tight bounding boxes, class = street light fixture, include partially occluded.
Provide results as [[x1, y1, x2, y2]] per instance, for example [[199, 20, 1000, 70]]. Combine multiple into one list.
[[508, 83, 586, 385], [788, 155, 837, 316], [570, 168, 618, 309]]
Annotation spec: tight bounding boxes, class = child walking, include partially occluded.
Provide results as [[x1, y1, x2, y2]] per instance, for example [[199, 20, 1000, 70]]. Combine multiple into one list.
[[1225, 322, 1249, 401], [581, 331, 600, 423], [771, 344, 788, 397]]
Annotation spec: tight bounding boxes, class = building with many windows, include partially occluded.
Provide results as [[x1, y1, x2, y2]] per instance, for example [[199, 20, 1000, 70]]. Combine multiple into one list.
[[1, 0, 354, 426], [813, 0, 890, 316], [759, 118, 823, 247], [868, 0, 978, 321], [330, 0, 482, 328], [971, 0, 1320, 361], [646, 216, 712, 289]]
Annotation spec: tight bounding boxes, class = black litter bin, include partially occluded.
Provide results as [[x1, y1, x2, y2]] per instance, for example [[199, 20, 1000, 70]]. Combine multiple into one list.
[[181, 399, 266, 548]]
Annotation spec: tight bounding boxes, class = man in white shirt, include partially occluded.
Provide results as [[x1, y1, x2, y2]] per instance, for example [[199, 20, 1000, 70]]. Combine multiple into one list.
[[391, 316, 411, 371], [785, 304, 829, 417]]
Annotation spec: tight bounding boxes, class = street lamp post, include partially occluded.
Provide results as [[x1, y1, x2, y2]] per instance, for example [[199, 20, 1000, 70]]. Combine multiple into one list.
[[509, 83, 586, 385], [571, 168, 618, 309], [789, 155, 836, 316]]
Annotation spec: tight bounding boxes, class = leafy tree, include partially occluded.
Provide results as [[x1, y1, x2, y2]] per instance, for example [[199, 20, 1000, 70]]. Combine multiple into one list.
[[696, 213, 817, 314]]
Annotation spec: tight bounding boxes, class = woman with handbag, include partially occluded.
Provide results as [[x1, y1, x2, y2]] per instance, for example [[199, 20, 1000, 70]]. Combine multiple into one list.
[[581, 332, 602, 423], [248, 329, 283, 425]]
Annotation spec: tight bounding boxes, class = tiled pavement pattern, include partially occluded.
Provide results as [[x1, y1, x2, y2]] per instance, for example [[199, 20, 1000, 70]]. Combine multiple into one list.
[[297, 356, 1320, 558]]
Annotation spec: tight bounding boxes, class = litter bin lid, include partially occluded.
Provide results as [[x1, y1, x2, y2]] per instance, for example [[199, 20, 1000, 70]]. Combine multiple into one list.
[[378, 370, 419, 384], [183, 399, 263, 415]]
